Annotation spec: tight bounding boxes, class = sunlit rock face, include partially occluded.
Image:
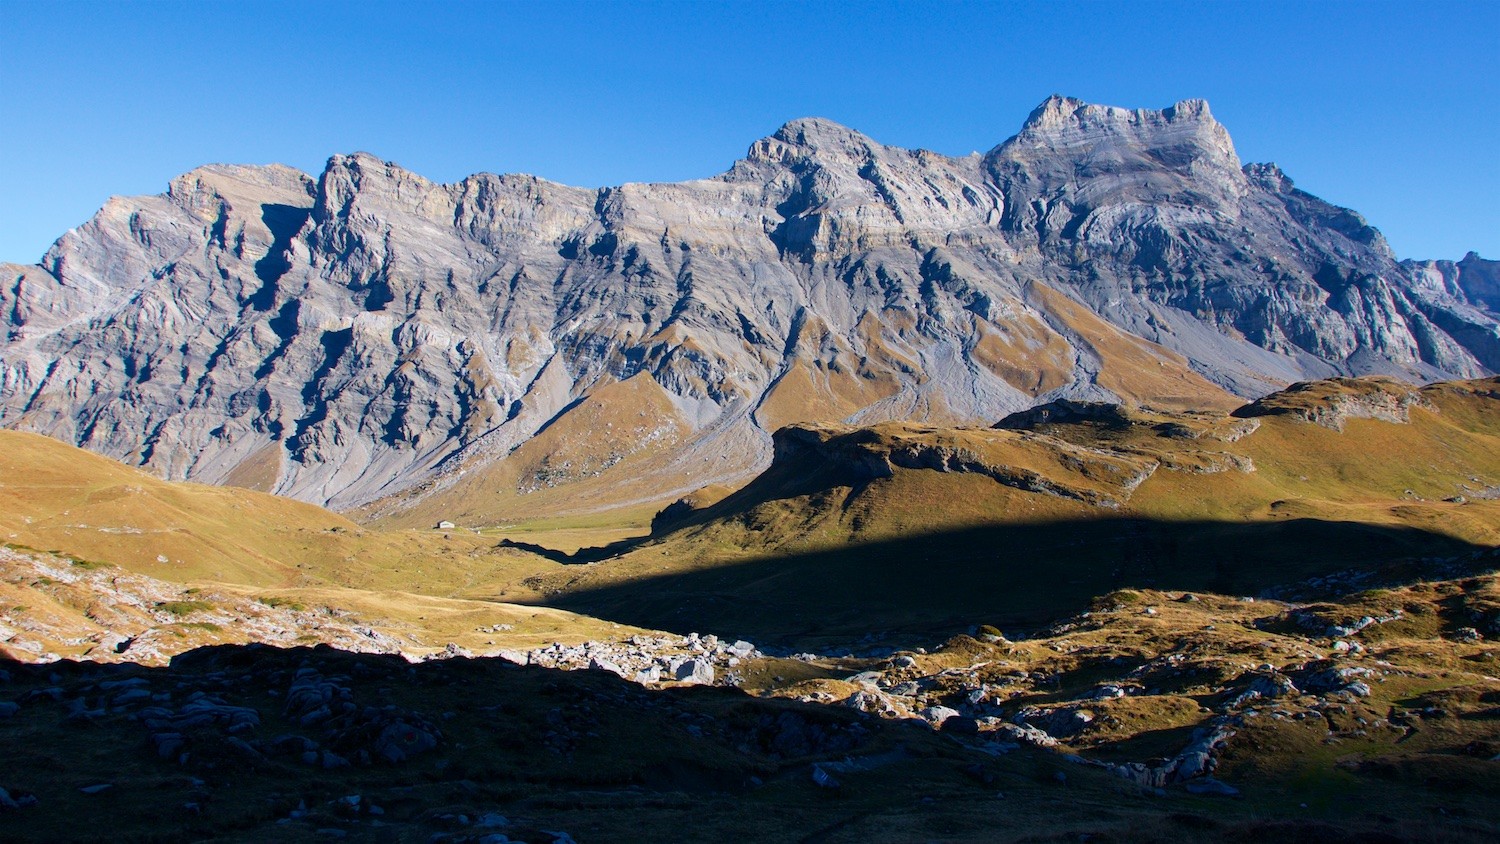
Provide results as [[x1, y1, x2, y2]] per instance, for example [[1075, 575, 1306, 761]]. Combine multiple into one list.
[[2, 97, 1495, 510]]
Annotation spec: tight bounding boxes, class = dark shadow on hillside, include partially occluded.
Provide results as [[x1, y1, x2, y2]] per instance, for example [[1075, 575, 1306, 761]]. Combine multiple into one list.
[[493, 451, 850, 564], [4, 639, 1490, 844], [495, 535, 648, 564], [537, 516, 1497, 649], [0, 643, 922, 843]]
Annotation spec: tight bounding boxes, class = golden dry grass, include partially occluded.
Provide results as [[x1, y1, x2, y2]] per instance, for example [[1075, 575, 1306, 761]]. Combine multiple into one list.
[[1030, 280, 1244, 411]]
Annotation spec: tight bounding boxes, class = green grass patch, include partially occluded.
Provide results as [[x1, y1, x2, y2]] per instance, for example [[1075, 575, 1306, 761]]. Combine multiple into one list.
[[256, 596, 306, 612], [154, 600, 213, 616], [1096, 589, 1144, 608]]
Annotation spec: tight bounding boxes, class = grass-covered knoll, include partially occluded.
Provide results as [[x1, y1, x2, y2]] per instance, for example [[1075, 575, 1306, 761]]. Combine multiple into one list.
[[0, 429, 560, 597]]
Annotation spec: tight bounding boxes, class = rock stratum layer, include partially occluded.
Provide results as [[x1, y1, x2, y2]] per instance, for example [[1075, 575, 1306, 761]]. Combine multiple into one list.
[[3, 96, 1497, 515]]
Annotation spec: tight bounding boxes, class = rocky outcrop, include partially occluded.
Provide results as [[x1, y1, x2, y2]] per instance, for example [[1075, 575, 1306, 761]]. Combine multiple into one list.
[[992, 399, 1136, 430], [770, 422, 1160, 507], [499, 632, 759, 687], [2, 98, 1495, 513], [1406, 252, 1500, 315], [1232, 376, 1435, 430], [1403, 252, 1500, 367], [0, 545, 405, 665]]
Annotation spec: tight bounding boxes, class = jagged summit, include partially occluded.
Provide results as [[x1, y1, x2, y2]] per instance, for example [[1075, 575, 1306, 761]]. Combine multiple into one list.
[[769, 116, 872, 147], [2, 97, 1496, 517], [989, 95, 1243, 196], [742, 116, 897, 172], [1020, 94, 1217, 131]]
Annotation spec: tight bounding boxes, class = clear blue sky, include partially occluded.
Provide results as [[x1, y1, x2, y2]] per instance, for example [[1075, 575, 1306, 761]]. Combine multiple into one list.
[[2, 0, 1495, 264]]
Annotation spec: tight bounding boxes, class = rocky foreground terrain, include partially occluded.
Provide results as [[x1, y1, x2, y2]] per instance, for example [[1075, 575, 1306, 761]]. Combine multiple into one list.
[[3, 559, 1498, 842], [3, 97, 1497, 526]]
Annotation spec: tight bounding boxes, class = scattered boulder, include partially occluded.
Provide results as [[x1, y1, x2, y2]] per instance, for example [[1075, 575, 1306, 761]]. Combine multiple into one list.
[[919, 705, 962, 728], [1083, 684, 1130, 701], [1223, 672, 1299, 709], [975, 625, 1009, 644], [587, 657, 628, 678], [845, 690, 907, 719], [373, 718, 440, 764], [811, 764, 840, 790], [1014, 706, 1095, 738], [672, 658, 715, 685], [992, 722, 1059, 748]]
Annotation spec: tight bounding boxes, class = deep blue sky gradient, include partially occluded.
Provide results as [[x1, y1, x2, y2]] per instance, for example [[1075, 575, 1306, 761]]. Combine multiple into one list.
[[2, 0, 1495, 263]]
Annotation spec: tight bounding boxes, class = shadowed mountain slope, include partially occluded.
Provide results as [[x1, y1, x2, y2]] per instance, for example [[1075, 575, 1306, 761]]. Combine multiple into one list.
[[1, 384, 1498, 842]]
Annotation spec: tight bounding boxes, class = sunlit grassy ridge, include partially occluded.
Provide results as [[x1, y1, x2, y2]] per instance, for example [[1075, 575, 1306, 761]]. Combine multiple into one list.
[[0, 429, 560, 595]]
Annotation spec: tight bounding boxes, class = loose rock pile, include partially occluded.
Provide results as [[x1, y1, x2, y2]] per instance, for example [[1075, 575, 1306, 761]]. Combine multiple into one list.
[[496, 632, 761, 687]]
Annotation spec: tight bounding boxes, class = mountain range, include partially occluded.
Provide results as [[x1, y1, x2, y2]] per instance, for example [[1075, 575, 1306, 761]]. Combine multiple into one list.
[[3, 95, 1496, 521]]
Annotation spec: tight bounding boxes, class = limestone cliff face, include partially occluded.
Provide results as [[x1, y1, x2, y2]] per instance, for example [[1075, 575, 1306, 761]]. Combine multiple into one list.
[[2, 97, 1495, 513], [1401, 252, 1500, 369]]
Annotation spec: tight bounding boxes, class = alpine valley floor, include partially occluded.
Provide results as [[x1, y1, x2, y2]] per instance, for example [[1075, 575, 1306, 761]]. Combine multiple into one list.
[[2, 375, 1499, 842]]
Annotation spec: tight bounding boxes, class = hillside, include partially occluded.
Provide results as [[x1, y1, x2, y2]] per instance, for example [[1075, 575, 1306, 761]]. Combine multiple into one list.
[[2, 377, 1498, 842], [0, 429, 564, 595], [526, 376, 1500, 645], [5, 376, 1494, 654]]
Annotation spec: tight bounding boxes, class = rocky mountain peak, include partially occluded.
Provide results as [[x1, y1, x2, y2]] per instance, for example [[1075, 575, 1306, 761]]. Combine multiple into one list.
[[1019, 94, 1086, 129], [165, 163, 313, 208], [994, 95, 1242, 185], [314, 153, 439, 218], [1017, 94, 1221, 134], [1404, 250, 1500, 316], [771, 116, 870, 148], [742, 116, 885, 170], [1243, 161, 1292, 190]]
